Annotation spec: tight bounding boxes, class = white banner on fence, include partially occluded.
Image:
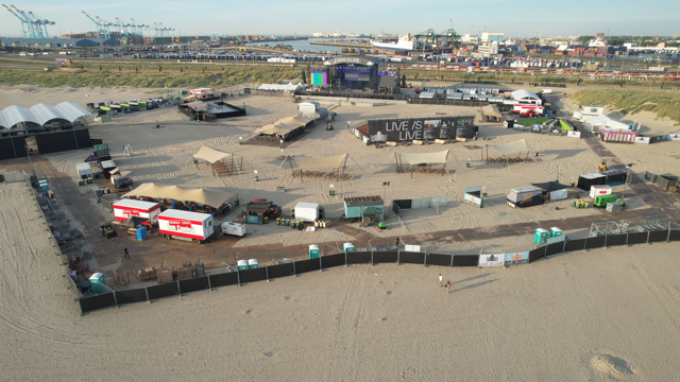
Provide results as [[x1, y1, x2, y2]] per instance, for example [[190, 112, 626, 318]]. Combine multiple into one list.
[[504, 251, 529, 265], [567, 131, 581, 139], [634, 136, 651, 144], [479, 254, 505, 267], [404, 244, 421, 252], [667, 134, 680, 141], [547, 236, 566, 244]]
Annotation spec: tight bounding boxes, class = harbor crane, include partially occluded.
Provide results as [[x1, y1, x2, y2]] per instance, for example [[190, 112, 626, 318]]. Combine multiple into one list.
[[82, 11, 113, 39], [153, 22, 175, 38], [3, 4, 55, 38]]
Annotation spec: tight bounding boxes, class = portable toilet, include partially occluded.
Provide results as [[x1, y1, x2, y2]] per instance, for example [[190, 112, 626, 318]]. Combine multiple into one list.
[[136, 226, 147, 241], [39, 179, 49, 192], [550, 227, 563, 237], [237, 260, 249, 271], [594, 194, 617, 208], [89, 272, 106, 294], [309, 244, 320, 259], [343, 243, 355, 253], [248, 259, 259, 269], [534, 228, 549, 245]]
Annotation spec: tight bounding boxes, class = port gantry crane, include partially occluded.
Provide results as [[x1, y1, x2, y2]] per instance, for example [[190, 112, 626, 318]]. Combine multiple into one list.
[[82, 11, 113, 39], [3, 4, 55, 38]]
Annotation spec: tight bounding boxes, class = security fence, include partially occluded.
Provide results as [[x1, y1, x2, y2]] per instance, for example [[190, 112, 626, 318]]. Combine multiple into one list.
[[77, 225, 680, 314]]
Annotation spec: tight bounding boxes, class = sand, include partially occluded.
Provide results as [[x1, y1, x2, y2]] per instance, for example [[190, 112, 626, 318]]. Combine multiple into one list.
[[2, 181, 680, 381]]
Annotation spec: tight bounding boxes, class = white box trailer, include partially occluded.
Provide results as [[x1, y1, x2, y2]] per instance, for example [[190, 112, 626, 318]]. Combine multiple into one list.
[[221, 222, 246, 237], [294, 202, 320, 222], [158, 209, 215, 243], [113, 199, 161, 225], [76, 163, 93, 179]]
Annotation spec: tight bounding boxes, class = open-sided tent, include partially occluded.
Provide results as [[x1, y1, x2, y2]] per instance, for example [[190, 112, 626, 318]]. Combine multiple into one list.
[[253, 115, 314, 141], [124, 183, 237, 211], [395, 150, 449, 177], [481, 105, 502, 122], [531, 181, 571, 200], [486, 139, 531, 166], [193, 145, 243, 176], [283, 154, 348, 181]]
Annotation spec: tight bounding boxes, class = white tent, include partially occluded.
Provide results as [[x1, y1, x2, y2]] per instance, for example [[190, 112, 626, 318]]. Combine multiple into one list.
[[582, 115, 629, 133], [193, 145, 233, 164], [394, 151, 449, 176]]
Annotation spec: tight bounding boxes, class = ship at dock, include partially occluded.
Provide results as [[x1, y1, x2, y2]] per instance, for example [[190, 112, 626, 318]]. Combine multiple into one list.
[[370, 33, 420, 52]]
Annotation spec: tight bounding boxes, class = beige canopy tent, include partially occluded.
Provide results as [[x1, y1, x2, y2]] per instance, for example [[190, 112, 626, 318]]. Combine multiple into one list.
[[193, 145, 242, 176], [254, 115, 314, 138], [124, 182, 237, 210], [486, 139, 532, 166], [481, 105, 502, 122], [282, 154, 349, 181], [394, 150, 449, 177]]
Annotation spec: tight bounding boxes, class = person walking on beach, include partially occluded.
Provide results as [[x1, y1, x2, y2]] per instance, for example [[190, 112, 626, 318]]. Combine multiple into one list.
[[446, 281, 451, 294], [439, 274, 443, 287], [123, 246, 130, 259]]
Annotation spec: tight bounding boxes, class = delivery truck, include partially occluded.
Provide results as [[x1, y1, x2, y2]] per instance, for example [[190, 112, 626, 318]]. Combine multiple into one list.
[[158, 209, 215, 243], [113, 199, 161, 225]]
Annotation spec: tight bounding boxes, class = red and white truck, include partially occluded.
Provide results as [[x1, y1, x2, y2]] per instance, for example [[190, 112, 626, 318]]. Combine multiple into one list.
[[158, 209, 215, 243], [113, 199, 160, 225], [513, 103, 544, 117]]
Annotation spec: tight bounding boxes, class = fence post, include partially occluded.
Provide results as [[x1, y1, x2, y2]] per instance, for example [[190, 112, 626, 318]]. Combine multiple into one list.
[[318, 256, 322, 272], [293, 261, 297, 277], [397, 247, 400, 264], [667, 222, 672, 242], [423, 252, 427, 267], [449, 254, 454, 267], [237, 268, 242, 284], [345, 251, 348, 267], [177, 280, 181, 296], [266, 266, 270, 281], [371, 250, 374, 265], [207, 273, 212, 290], [145, 286, 150, 303]]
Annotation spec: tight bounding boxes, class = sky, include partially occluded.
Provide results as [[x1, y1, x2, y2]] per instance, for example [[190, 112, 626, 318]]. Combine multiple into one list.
[[1, 0, 678, 38]]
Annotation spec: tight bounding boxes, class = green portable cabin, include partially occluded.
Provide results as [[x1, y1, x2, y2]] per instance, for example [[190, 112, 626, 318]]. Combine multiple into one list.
[[594, 194, 617, 208], [343, 196, 384, 219]]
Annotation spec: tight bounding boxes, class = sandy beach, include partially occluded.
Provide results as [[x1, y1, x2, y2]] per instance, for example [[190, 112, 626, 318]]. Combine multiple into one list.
[[1, 84, 680, 380], [1, 180, 680, 380]]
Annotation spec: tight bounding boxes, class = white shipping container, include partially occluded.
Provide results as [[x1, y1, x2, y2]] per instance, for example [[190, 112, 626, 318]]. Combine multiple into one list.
[[113, 199, 161, 224], [294, 202, 320, 222], [158, 209, 214, 242], [221, 222, 246, 237]]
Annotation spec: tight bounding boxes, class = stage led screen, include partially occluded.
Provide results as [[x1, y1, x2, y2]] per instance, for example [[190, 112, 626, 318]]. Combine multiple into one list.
[[345, 73, 371, 82], [311, 71, 327, 86], [367, 117, 475, 142]]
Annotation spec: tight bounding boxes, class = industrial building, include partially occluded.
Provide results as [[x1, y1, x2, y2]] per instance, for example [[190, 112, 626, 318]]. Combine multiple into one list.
[[481, 32, 504, 43]]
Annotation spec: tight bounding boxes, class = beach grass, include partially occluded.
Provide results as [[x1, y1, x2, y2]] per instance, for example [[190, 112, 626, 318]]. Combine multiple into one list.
[[571, 89, 680, 124]]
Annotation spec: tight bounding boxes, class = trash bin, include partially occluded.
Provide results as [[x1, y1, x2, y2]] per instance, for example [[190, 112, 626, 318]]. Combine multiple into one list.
[[309, 244, 319, 259]]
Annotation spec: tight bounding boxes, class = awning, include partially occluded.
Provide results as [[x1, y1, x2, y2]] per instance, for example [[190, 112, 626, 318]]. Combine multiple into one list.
[[489, 139, 529, 156], [481, 105, 502, 120], [194, 145, 233, 164], [124, 183, 236, 208], [293, 154, 347, 169], [397, 150, 449, 164], [254, 115, 314, 136]]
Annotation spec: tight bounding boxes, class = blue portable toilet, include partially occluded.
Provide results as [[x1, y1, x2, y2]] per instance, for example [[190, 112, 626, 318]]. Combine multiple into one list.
[[136, 226, 147, 241], [172, 202, 178, 209]]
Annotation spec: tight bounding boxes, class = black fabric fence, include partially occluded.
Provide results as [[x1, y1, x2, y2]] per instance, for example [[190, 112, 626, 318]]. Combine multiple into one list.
[[373, 251, 398, 264], [35, 129, 90, 154], [239, 268, 268, 283], [452, 255, 479, 267], [209, 272, 239, 287], [426, 254, 452, 266], [0, 136, 27, 160], [179, 277, 209, 294], [115, 289, 147, 305], [399, 251, 425, 264], [147, 282, 179, 300], [267, 263, 295, 279], [605, 234, 627, 247], [585, 236, 606, 250], [347, 252, 371, 264], [78, 228, 680, 313], [79, 293, 116, 314], [294, 258, 321, 274], [321, 254, 346, 269]]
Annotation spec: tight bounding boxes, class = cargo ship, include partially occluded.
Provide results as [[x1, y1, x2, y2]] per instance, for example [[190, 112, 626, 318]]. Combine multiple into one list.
[[371, 33, 419, 52]]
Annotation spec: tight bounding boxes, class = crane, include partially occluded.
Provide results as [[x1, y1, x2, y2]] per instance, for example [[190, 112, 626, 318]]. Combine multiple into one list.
[[27, 9, 55, 38], [82, 11, 111, 39], [2, 4, 33, 38]]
